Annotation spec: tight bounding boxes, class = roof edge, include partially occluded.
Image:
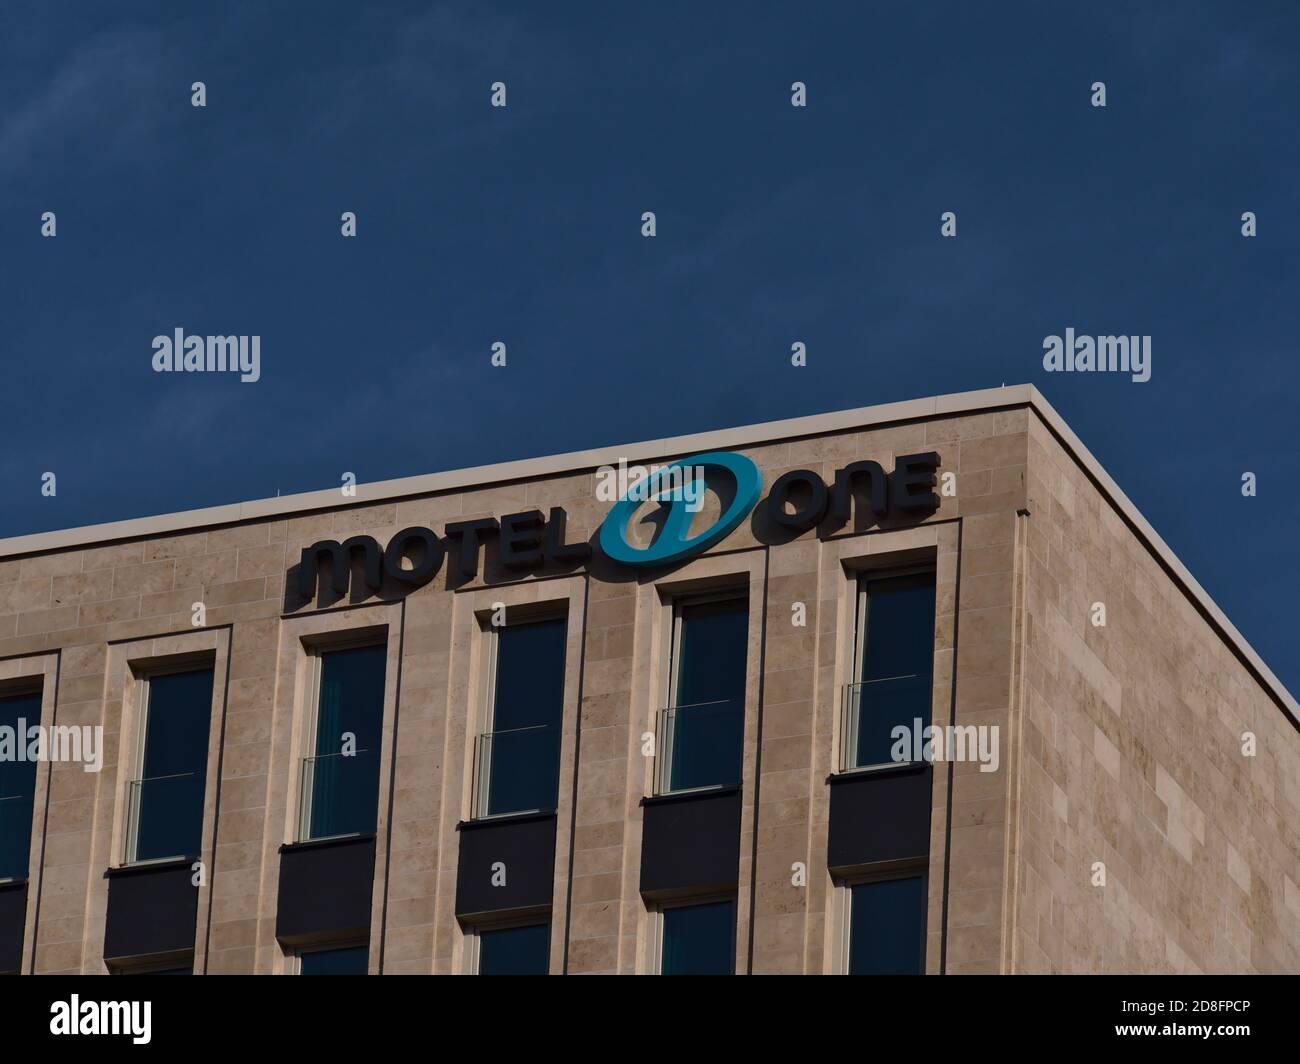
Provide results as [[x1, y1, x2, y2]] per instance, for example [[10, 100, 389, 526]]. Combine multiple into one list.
[[0, 386, 1027, 557], [2, 383, 1295, 721]]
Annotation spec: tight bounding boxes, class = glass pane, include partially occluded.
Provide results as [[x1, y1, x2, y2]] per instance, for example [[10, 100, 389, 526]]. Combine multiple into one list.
[[478, 923, 550, 975], [848, 876, 926, 975], [0, 691, 41, 880], [855, 574, 936, 768], [670, 598, 747, 791], [309, 645, 386, 839], [306, 749, 379, 840], [134, 669, 214, 862], [300, 944, 368, 975], [485, 619, 566, 815], [661, 899, 735, 975]]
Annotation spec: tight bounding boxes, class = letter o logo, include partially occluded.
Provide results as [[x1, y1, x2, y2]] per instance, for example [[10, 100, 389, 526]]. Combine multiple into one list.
[[599, 452, 763, 567]]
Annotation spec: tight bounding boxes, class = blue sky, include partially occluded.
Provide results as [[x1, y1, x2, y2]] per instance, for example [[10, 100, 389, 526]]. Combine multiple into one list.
[[1, 1, 1296, 690]]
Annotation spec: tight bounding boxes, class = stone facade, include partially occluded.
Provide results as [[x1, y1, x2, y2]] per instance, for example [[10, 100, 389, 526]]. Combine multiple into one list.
[[0, 386, 1293, 974]]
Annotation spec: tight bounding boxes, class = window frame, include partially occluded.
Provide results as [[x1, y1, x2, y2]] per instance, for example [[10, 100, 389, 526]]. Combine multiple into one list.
[[842, 565, 937, 775], [297, 636, 387, 844], [124, 661, 216, 867], [832, 864, 929, 975], [472, 609, 568, 821], [655, 589, 748, 797], [648, 892, 738, 975], [290, 939, 370, 975], [0, 681, 44, 885]]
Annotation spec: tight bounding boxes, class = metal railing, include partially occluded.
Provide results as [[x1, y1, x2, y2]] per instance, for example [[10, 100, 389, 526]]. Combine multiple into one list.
[[298, 749, 377, 841], [654, 698, 743, 795], [472, 723, 559, 819], [840, 675, 927, 772], [125, 771, 203, 863]]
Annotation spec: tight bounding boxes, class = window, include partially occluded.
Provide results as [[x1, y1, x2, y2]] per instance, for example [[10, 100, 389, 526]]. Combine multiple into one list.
[[299, 643, 386, 841], [843, 874, 926, 975], [474, 616, 566, 818], [474, 922, 550, 975], [656, 898, 735, 975], [657, 595, 747, 794], [299, 943, 368, 975], [126, 668, 214, 864], [0, 690, 42, 882], [843, 571, 936, 771]]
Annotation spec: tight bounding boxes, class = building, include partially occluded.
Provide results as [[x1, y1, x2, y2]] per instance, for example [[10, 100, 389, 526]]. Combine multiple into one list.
[[0, 384, 1295, 975]]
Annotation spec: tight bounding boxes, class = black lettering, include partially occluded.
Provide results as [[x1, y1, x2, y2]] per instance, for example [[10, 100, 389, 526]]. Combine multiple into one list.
[[892, 452, 941, 513], [298, 537, 382, 599], [444, 518, 499, 577], [499, 510, 546, 570], [545, 507, 592, 563], [829, 460, 888, 530], [767, 469, 828, 532], [383, 526, 445, 586]]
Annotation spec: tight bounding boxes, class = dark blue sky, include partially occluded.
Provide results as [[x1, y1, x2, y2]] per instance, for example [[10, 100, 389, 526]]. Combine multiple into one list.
[[1, 1, 1296, 690]]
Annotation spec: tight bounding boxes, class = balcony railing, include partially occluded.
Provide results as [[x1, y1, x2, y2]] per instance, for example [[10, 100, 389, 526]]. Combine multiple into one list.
[[472, 723, 560, 819], [298, 748, 378, 841], [125, 771, 204, 863], [840, 675, 930, 772], [654, 698, 743, 795]]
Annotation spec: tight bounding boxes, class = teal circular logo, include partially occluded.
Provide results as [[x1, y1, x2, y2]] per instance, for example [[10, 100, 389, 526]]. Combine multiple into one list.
[[599, 451, 763, 567]]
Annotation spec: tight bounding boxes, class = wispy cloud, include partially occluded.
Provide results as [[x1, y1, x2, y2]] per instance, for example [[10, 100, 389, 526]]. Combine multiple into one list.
[[0, 25, 179, 183]]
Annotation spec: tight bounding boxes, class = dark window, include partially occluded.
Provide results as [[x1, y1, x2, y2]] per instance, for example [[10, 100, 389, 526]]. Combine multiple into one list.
[[849, 572, 936, 769], [0, 691, 42, 881], [660, 899, 735, 975], [304, 644, 386, 840], [847, 875, 926, 975], [479, 618, 566, 817], [300, 944, 368, 975], [664, 597, 747, 792], [477, 922, 550, 975], [130, 669, 214, 863]]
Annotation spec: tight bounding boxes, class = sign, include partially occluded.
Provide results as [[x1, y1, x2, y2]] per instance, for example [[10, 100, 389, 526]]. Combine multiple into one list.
[[294, 450, 940, 600]]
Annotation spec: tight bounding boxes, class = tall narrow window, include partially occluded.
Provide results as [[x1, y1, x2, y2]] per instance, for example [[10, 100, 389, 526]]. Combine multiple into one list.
[[475, 922, 550, 975], [474, 616, 566, 818], [299, 943, 368, 975], [843, 571, 936, 771], [845, 874, 926, 975], [0, 690, 41, 882], [300, 643, 386, 841], [658, 898, 735, 975], [126, 668, 214, 864], [658, 595, 747, 794]]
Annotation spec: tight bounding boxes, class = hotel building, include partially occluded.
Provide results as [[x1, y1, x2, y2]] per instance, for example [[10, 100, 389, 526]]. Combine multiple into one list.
[[0, 385, 1295, 975]]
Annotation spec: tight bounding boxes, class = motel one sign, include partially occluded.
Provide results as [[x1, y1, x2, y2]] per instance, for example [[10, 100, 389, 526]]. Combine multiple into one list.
[[294, 450, 940, 600]]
